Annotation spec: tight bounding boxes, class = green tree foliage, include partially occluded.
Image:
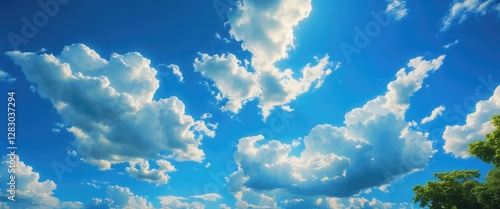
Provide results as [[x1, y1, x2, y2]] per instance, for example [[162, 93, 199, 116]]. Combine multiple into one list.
[[413, 114, 500, 209], [474, 168, 500, 209], [413, 170, 481, 209], [468, 115, 500, 208], [469, 115, 500, 167]]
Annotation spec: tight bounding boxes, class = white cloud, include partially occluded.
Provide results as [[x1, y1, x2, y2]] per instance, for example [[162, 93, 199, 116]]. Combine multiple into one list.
[[219, 203, 231, 209], [158, 196, 205, 209], [215, 32, 231, 43], [441, 0, 500, 31], [52, 122, 66, 133], [194, 53, 261, 113], [421, 105, 446, 124], [282, 198, 304, 205], [125, 160, 176, 186], [166, 64, 184, 82], [316, 198, 323, 206], [83, 179, 109, 189], [195, 53, 336, 119], [228, 55, 443, 204], [232, 190, 278, 209], [86, 190, 212, 209], [190, 193, 223, 202], [227, 0, 312, 69], [327, 197, 394, 209], [386, 0, 408, 20], [205, 162, 211, 168], [86, 198, 114, 209], [0, 69, 16, 83], [96, 185, 154, 209], [345, 55, 445, 124], [378, 184, 390, 193], [257, 55, 335, 118], [85, 182, 100, 189], [7, 44, 216, 172], [443, 85, 500, 158], [196, 0, 338, 120], [193, 120, 217, 141], [0, 157, 82, 209], [444, 39, 460, 49], [61, 201, 84, 209]]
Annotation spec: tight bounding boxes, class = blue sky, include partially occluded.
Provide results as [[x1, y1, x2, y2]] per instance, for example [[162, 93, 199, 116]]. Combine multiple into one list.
[[0, 0, 499, 208]]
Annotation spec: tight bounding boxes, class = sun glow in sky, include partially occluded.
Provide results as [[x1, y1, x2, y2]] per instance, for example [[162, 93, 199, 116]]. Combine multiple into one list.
[[0, 0, 499, 208]]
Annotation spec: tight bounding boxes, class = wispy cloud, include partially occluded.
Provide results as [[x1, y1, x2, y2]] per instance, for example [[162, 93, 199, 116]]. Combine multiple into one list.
[[386, 0, 408, 20], [0, 69, 16, 83], [444, 39, 460, 48], [441, 0, 500, 31], [421, 105, 446, 124]]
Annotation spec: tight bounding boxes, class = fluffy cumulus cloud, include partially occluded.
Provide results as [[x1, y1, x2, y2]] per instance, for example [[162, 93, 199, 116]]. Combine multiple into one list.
[[86, 185, 154, 209], [106, 186, 154, 209], [7, 44, 216, 173], [195, 0, 338, 119], [326, 197, 396, 209], [219, 203, 231, 209], [421, 105, 446, 124], [227, 55, 444, 207], [86, 198, 114, 209], [227, 0, 312, 68], [194, 53, 261, 113], [441, 0, 500, 31], [0, 157, 83, 209], [230, 189, 404, 209], [231, 190, 278, 209], [85, 189, 219, 209], [257, 55, 335, 118], [125, 159, 176, 186], [385, 0, 408, 20], [443, 85, 500, 158], [158, 196, 205, 209], [327, 197, 415, 209], [0, 69, 16, 83], [194, 53, 335, 118]]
